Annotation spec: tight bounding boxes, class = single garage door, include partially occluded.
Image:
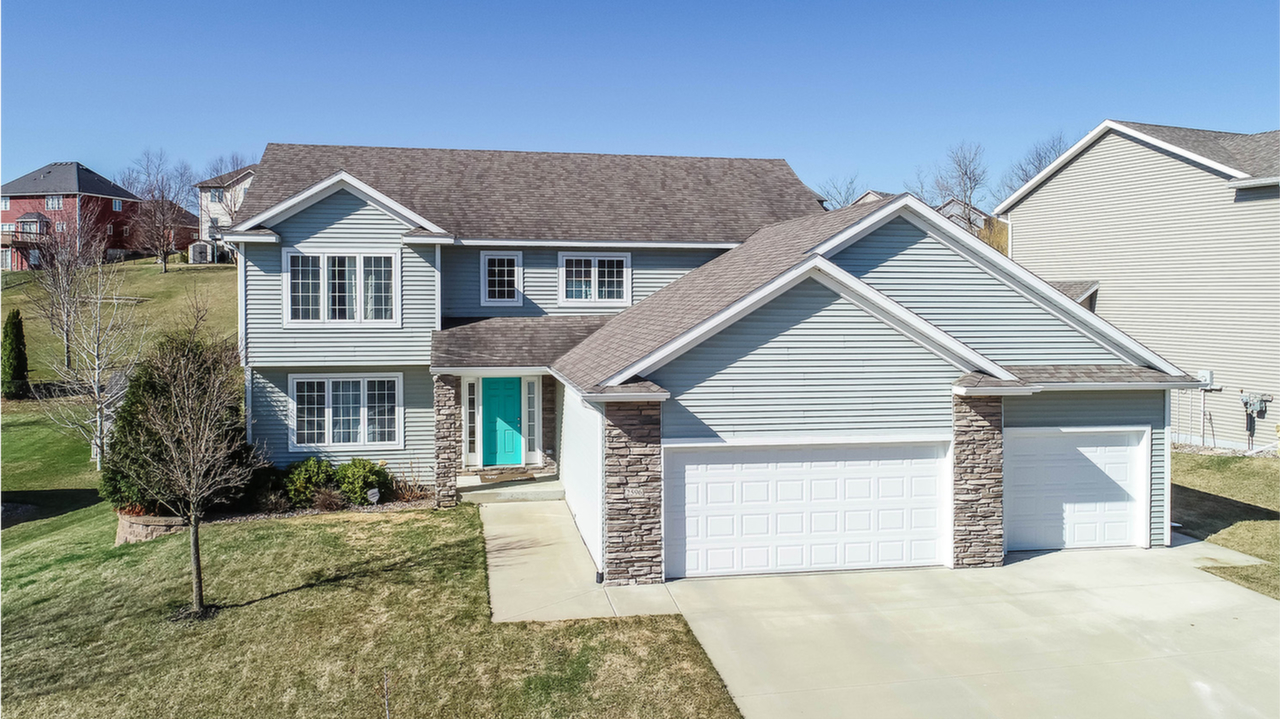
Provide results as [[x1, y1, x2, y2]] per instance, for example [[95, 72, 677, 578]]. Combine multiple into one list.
[[1004, 427, 1150, 551], [665, 442, 947, 578]]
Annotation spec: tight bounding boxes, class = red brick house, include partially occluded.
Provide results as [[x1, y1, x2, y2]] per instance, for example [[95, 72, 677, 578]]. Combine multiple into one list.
[[1, 162, 140, 270]]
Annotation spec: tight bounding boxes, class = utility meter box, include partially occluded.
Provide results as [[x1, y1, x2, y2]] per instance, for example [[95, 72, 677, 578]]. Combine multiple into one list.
[[1196, 369, 1214, 386]]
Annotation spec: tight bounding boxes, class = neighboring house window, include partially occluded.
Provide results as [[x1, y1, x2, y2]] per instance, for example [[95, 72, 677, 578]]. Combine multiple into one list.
[[1, 197, 8, 211], [45, 196, 63, 210], [112, 199, 122, 212], [288, 373, 404, 449], [55, 222, 66, 233], [191, 231, 198, 239], [19, 222, 37, 233], [1, 249, 11, 270], [106, 224, 113, 235], [285, 250, 398, 325], [28, 249, 40, 266], [480, 251, 522, 306], [557, 252, 631, 306], [1, 223, 14, 233], [123, 226, 130, 237], [210, 188, 224, 203]]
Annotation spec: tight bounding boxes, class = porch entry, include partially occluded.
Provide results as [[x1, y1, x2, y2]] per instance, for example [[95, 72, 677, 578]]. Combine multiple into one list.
[[481, 377, 524, 466]]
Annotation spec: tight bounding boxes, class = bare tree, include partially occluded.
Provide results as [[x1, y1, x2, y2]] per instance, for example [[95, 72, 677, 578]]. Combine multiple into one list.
[[905, 141, 990, 234], [201, 153, 258, 258], [815, 174, 864, 210], [131, 297, 265, 616], [998, 131, 1070, 199], [118, 150, 198, 273], [26, 203, 109, 370], [36, 260, 148, 470]]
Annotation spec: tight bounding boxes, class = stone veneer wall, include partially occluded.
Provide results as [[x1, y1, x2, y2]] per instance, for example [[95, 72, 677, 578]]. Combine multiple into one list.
[[601, 402, 664, 585], [541, 375, 558, 474], [433, 374, 461, 508], [115, 513, 186, 546], [952, 395, 1004, 567]]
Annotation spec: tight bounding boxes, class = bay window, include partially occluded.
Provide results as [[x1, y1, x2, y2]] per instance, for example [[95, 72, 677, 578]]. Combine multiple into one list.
[[284, 250, 399, 325], [288, 373, 403, 450], [557, 252, 630, 306]]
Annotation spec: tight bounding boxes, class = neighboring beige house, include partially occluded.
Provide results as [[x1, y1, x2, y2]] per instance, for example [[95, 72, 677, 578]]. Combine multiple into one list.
[[996, 120, 1279, 451], [192, 164, 256, 263]]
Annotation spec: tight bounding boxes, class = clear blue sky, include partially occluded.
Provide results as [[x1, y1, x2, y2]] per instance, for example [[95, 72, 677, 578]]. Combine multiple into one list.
[[4, 0, 1277, 208]]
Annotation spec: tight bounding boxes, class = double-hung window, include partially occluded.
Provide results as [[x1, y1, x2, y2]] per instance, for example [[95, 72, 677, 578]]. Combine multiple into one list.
[[480, 251, 522, 306], [45, 195, 63, 211], [289, 373, 403, 450], [284, 250, 398, 326], [1, 197, 8, 211], [558, 252, 631, 307], [209, 188, 224, 203], [112, 199, 123, 212]]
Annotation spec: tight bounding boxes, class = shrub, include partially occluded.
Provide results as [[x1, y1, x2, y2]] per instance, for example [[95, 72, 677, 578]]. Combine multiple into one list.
[[101, 365, 169, 514], [2, 309, 30, 399], [256, 490, 292, 514], [285, 457, 337, 507], [312, 487, 348, 512], [179, 250, 189, 264], [337, 458, 393, 505]]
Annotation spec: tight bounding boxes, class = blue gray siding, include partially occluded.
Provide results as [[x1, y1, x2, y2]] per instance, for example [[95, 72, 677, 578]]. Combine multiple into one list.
[[440, 246, 723, 317], [1003, 390, 1169, 546], [830, 218, 1124, 365], [650, 279, 959, 440], [249, 365, 435, 476], [243, 190, 437, 366]]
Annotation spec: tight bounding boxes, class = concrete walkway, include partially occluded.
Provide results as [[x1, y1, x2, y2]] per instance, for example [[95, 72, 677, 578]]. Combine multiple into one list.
[[668, 538, 1278, 719], [479, 501, 679, 622]]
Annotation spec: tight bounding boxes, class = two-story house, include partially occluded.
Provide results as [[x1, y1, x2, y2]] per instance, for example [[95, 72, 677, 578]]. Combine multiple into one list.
[[1, 162, 140, 270], [193, 164, 257, 264], [995, 120, 1279, 451], [230, 142, 1197, 587]]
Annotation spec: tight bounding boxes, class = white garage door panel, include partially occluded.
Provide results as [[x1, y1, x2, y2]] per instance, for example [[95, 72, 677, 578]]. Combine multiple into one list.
[[666, 443, 947, 578], [1004, 428, 1150, 552]]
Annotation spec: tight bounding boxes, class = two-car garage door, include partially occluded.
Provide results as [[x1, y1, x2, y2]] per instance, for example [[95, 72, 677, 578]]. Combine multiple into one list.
[[664, 442, 948, 578]]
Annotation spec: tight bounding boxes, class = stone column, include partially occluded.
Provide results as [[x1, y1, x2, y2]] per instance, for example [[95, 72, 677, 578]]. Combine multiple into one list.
[[952, 395, 1004, 567], [602, 402, 664, 585], [540, 375, 559, 474], [433, 374, 462, 508]]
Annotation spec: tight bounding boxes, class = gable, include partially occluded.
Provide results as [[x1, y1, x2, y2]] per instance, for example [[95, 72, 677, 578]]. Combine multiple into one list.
[[649, 279, 959, 440], [273, 189, 410, 250], [829, 217, 1125, 365]]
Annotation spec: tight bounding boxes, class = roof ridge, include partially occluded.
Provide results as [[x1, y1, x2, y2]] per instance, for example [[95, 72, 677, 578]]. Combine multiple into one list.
[[262, 141, 792, 163]]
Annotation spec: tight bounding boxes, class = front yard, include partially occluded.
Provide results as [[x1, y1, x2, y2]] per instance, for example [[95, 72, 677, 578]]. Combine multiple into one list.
[[1, 501, 739, 718], [1173, 452, 1280, 599]]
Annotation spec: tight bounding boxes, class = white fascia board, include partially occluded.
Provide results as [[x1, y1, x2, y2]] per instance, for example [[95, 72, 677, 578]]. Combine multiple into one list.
[[402, 233, 454, 245], [231, 170, 447, 234], [431, 366, 548, 377], [222, 230, 279, 243], [602, 253, 1015, 386], [453, 238, 741, 249], [1036, 381, 1207, 391], [1226, 176, 1279, 189], [995, 120, 1249, 215], [951, 385, 1041, 396], [815, 195, 1184, 376]]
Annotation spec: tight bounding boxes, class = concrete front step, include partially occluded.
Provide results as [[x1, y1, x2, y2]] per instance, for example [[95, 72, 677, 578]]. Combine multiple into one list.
[[460, 476, 564, 504]]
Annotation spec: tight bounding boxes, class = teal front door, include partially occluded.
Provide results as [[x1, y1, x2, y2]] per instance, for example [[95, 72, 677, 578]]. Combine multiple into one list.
[[482, 377, 523, 466]]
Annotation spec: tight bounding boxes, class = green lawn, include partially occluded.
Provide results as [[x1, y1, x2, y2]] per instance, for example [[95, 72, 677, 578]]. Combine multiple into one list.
[[0, 503, 739, 719], [1172, 453, 1279, 599], [1, 258, 236, 381], [1, 399, 102, 524]]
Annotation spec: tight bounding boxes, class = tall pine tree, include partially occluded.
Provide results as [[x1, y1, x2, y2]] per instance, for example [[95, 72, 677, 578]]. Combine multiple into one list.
[[2, 308, 30, 399]]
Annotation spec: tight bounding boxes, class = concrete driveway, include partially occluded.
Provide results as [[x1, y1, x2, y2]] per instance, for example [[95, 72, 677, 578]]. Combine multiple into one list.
[[668, 539, 1278, 719]]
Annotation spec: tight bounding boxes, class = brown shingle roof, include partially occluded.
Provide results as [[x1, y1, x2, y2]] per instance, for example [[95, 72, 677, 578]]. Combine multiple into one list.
[[431, 315, 611, 368], [195, 164, 258, 189], [552, 194, 903, 390], [1047, 280, 1099, 301], [953, 372, 1029, 390], [239, 143, 824, 243], [1005, 365, 1198, 385], [1114, 121, 1280, 178]]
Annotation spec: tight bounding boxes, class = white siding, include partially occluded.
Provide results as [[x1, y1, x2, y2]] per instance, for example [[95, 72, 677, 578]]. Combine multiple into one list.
[[558, 384, 604, 568], [440, 246, 723, 317], [831, 218, 1125, 365], [1008, 131, 1280, 449], [242, 190, 437, 366], [650, 279, 959, 441]]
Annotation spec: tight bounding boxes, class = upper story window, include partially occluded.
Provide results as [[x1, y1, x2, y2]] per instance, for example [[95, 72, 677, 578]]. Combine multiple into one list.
[[1, 197, 9, 211], [45, 195, 63, 211], [285, 250, 399, 326], [112, 199, 122, 212], [558, 252, 631, 307], [209, 188, 224, 203], [55, 222, 67, 233], [1, 223, 15, 233], [480, 251, 522, 307]]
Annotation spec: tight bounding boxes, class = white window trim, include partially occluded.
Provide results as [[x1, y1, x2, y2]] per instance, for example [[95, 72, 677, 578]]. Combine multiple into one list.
[[112, 199, 122, 211], [479, 250, 523, 307], [557, 251, 632, 307], [460, 374, 542, 469], [45, 195, 63, 210], [1, 197, 9, 211], [287, 372, 406, 451], [280, 248, 402, 329]]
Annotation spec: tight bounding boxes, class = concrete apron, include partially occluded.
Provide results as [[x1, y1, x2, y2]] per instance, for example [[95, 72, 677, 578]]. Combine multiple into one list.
[[478, 500, 679, 622], [666, 537, 1278, 719]]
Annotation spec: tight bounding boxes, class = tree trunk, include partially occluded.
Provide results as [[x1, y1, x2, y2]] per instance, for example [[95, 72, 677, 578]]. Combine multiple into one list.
[[63, 325, 72, 370], [160, 253, 168, 274], [189, 514, 204, 613]]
